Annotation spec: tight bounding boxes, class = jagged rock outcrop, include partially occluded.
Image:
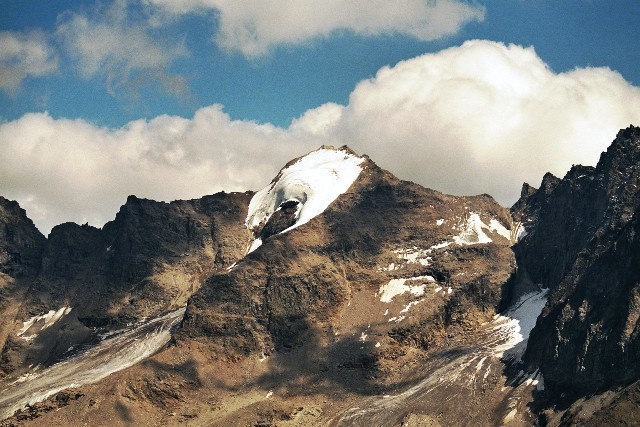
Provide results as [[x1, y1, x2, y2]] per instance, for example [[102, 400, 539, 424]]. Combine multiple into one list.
[[1, 192, 253, 377], [512, 126, 640, 402], [0, 198, 47, 379], [0, 197, 46, 278], [31, 192, 252, 324]]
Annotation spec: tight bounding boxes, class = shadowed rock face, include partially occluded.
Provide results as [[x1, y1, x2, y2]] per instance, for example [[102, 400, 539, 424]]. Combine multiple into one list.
[[0, 197, 47, 377], [0, 197, 46, 278], [33, 192, 254, 326], [512, 126, 640, 400], [0, 191, 253, 377]]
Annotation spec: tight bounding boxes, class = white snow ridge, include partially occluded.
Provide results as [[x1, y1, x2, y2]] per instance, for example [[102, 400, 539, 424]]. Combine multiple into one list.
[[17, 307, 72, 341], [453, 212, 515, 246], [245, 147, 365, 252]]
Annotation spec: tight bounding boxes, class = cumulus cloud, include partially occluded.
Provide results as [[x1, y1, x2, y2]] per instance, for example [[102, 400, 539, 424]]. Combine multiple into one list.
[[0, 31, 58, 94], [2, 40, 640, 234], [297, 40, 640, 203], [56, 0, 188, 98], [147, 0, 485, 57]]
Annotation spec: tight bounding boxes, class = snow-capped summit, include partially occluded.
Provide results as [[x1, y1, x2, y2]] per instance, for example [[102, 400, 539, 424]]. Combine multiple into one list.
[[245, 146, 365, 251]]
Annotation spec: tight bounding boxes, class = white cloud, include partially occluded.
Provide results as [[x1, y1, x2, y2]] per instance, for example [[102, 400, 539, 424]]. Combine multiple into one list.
[[298, 40, 640, 204], [56, 0, 188, 97], [2, 40, 640, 235], [146, 0, 485, 57], [0, 31, 58, 94]]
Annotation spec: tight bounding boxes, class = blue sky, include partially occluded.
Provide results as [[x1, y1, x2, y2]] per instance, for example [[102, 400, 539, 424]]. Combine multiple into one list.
[[1, 0, 640, 234], [3, 1, 639, 127]]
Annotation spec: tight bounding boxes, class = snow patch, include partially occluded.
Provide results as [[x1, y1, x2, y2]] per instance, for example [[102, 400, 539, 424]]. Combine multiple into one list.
[[475, 356, 487, 374], [399, 299, 424, 314], [409, 275, 436, 282], [511, 221, 528, 242], [17, 307, 72, 341], [453, 213, 493, 245], [488, 219, 511, 240], [393, 247, 431, 266], [429, 241, 451, 251], [378, 279, 426, 303], [503, 408, 518, 423], [247, 238, 263, 253], [245, 148, 364, 252], [378, 262, 398, 272], [453, 213, 518, 246], [493, 289, 549, 359]]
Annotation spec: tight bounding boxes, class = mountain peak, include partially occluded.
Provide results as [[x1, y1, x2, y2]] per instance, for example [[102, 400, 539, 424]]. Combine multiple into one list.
[[245, 146, 366, 251], [617, 124, 640, 141], [596, 124, 640, 173]]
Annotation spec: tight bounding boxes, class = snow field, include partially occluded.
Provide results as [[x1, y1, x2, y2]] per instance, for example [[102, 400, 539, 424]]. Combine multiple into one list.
[[492, 289, 549, 359], [245, 147, 364, 252]]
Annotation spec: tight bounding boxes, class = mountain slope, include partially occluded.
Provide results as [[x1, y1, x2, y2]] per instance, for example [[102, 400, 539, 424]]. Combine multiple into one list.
[[180, 147, 517, 361], [164, 146, 533, 426]]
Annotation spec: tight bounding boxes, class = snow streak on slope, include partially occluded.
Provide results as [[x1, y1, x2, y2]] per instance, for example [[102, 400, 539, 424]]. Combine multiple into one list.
[[17, 306, 72, 341], [332, 288, 549, 426], [454, 212, 493, 245], [245, 147, 364, 251], [0, 307, 185, 421], [494, 289, 549, 360]]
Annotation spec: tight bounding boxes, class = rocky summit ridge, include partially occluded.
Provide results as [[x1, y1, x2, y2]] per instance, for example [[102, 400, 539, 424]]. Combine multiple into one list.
[[0, 129, 639, 426]]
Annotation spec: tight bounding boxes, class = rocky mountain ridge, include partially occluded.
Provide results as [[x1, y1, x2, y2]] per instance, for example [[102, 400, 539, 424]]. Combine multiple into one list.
[[0, 128, 639, 426]]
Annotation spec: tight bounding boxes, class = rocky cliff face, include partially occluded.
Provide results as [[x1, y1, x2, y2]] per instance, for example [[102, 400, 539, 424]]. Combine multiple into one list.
[[513, 126, 640, 402], [0, 197, 46, 278], [29, 192, 253, 325], [0, 197, 47, 377]]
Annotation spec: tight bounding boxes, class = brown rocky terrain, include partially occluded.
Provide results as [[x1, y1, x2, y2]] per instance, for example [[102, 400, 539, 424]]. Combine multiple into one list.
[[2, 128, 640, 426], [1, 147, 526, 426], [180, 152, 516, 368]]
